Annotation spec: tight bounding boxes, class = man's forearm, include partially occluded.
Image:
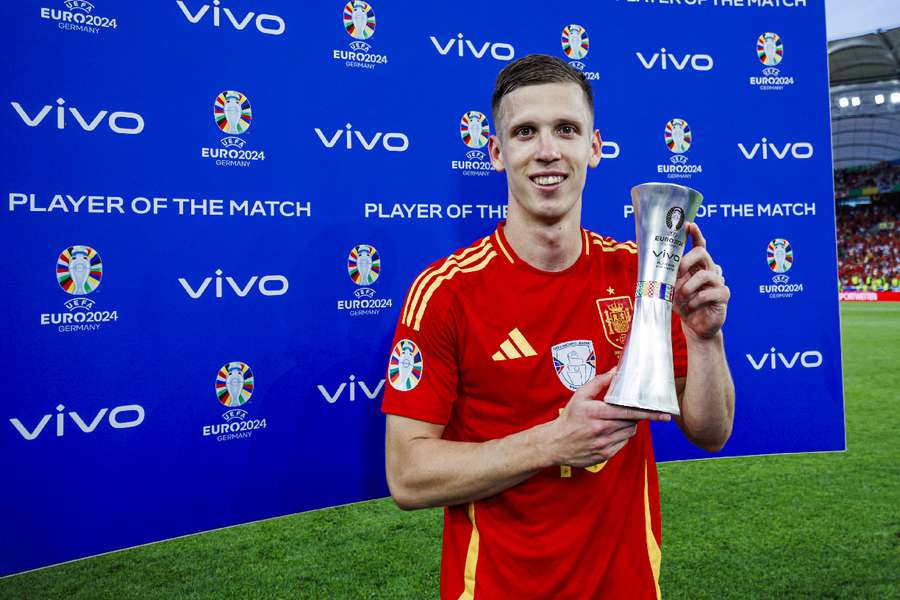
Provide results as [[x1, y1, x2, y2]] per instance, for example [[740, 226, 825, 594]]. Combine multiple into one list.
[[678, 330, 735, 452], [386, 419, 556, 510]]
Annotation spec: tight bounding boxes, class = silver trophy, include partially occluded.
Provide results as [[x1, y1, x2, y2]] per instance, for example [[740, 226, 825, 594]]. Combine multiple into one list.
[[603, 182, 703, 415]]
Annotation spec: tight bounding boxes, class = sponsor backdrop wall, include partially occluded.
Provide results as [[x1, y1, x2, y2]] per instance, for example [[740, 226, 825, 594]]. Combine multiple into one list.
[[2, 0, 842, 577]]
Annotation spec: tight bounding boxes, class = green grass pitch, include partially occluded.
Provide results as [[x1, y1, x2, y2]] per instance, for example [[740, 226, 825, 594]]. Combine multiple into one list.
[[2, 303, 898, 599]]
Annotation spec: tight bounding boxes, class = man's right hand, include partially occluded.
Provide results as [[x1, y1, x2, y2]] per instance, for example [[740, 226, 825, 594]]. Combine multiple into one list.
[[543, 368, 672, 468]]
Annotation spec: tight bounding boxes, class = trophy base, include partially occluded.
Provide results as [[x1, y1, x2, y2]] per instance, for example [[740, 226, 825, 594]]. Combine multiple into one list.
[[603, 297, 682, 416]]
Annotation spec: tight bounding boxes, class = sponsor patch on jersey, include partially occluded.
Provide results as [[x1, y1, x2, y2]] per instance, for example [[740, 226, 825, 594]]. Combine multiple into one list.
[[551, 340, 596, 391], [388, 339, 423, 391], [596, 296, 634, 350]]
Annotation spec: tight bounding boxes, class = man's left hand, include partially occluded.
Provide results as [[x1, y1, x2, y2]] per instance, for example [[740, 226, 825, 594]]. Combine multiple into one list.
[[673, 222, 730, 341]]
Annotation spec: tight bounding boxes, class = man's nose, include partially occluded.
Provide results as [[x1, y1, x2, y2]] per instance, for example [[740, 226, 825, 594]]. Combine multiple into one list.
[[534, 131, 561, 162]]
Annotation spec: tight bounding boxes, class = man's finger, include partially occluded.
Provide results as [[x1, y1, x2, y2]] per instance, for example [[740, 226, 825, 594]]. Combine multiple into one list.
[[687, 222, 706, 249], [580, 368, 617, 399], [599, 403, 672, 422], [677, 246, 715, 280]]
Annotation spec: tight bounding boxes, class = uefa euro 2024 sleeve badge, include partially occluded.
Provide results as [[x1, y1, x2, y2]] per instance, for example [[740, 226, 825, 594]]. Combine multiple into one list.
[[389, 339, 423, 392]]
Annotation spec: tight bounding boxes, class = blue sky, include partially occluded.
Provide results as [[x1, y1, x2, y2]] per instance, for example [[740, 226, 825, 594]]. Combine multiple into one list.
[[826, 0, 900, 40]]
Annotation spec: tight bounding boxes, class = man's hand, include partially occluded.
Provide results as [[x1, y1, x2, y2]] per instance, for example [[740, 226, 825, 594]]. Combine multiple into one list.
[[674, 222, 730, 341], [544, 368, 672, 468]]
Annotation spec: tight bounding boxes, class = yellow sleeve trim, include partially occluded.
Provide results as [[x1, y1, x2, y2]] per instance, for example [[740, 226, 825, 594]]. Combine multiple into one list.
[[401, 237, 490, 326], [411, 251, 497, 331]]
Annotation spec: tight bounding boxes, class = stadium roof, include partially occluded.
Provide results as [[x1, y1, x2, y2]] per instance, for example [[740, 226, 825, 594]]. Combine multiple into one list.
[[829, 26, 900, 169], [829, 27, 900, 86]]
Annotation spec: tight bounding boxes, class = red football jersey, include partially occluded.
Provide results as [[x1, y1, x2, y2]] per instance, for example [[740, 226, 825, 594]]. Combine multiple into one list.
[[383, 223, 688, 600]]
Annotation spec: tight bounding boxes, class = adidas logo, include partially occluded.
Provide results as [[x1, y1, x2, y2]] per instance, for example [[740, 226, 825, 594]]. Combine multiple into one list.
[[491, 328, 537, 361]]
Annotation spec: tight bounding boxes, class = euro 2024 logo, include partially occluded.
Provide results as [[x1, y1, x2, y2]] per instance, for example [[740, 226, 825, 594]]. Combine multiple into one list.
[[750, 32, 794, 91], [451, 111, 494, 177], [338, 244, 394, 317], [560, 24, 598, 80], [39, 0, 119, 35], [201, 90, 266, 168], [658, 118, 702, 180], [334, 1, 388, 70], [203, 361, 268, 442], [40, 245, 120, 333], [760, 238, 804, 300]]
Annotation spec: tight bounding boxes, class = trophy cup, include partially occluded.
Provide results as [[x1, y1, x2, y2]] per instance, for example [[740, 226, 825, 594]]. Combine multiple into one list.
[[603, 183, 703, 415]]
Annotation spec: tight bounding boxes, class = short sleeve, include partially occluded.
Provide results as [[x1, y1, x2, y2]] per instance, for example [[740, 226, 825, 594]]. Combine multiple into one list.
[[381, 271, 460, 425]]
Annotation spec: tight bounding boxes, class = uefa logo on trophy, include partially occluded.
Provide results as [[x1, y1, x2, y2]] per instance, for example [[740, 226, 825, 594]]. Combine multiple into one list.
[[604, 183, 703, 415]]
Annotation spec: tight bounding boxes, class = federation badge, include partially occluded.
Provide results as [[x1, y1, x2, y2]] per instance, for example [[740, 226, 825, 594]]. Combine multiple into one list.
[[596, 296, 634, 350], [389, 339, 423, 391], [551, 340, 596, 391]]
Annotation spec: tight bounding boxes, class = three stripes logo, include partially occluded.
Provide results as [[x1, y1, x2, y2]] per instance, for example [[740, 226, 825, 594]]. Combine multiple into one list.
[[491, 328, 537, 361]]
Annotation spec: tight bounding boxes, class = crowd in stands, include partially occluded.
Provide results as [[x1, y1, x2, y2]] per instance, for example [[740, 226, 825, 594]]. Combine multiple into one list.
[[834, 161, 900, 199], [837, 195, 900, 291]]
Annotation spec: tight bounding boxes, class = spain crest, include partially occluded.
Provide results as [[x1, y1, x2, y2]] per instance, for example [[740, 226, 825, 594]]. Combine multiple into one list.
[[551, 340, 596, 391], [596, 296, 634, 350]]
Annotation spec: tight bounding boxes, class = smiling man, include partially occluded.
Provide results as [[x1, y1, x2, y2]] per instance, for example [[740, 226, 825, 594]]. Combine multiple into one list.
[[382, 54, 734, 599]]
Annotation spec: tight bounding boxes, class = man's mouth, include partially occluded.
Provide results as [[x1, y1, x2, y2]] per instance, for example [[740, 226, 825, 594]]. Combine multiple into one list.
[[530, 173, 567, 187]]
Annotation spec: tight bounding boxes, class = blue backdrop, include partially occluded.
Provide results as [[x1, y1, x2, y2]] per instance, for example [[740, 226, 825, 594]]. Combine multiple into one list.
[[1, 0, 843, 577]]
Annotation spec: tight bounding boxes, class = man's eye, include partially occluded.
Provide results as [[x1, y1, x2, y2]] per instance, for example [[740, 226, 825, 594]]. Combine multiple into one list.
[[559, 125, 576, 135], [516, 127, 534, 137]]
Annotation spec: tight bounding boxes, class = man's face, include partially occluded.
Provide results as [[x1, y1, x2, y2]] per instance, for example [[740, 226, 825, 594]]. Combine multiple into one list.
[[489, 82, 601, 225]]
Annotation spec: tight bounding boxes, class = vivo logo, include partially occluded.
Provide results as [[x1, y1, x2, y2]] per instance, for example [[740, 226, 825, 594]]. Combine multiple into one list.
[[738, 139, 814, 160], [652, 250, 680, 262], [10, 404, 145, 441], [178, 270, 289, 299], [746, 348, 823, 370], [314, 124, 409, 152], [601, 141, 620, 159], [11, 99, 144, 134], [429, 34, 515, 61], [636, 49, 714, 71], [176, 0, 286, 35], [317, 375, 385, 404]]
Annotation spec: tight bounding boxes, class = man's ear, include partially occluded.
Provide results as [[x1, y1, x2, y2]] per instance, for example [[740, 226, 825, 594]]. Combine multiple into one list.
[[589, 129, 602, 168], [488, 134, 505, 172]]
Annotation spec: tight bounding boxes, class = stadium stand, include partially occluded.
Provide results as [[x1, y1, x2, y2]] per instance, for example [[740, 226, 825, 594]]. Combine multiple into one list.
[[830, 27, 900, 298]]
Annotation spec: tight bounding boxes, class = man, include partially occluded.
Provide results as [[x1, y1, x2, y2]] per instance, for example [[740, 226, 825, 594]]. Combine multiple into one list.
[[382, 54, 734, 599]]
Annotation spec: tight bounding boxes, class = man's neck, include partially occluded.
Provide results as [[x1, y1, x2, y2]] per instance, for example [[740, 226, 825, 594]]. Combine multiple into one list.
[[503, 210, 583, 273]]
